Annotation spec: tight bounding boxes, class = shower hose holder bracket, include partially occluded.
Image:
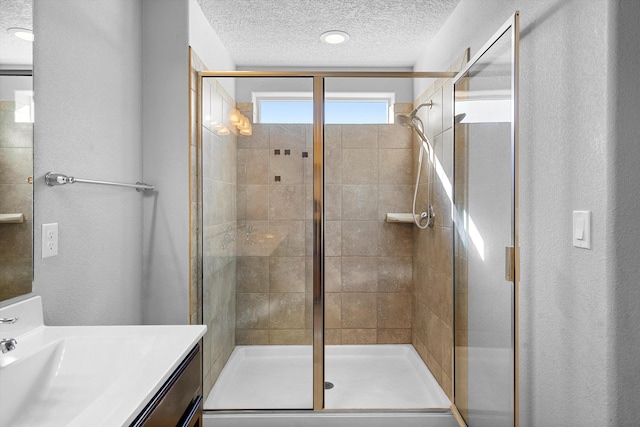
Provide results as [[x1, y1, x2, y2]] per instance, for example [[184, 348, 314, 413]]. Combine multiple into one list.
[[420, 206, 435, 228]]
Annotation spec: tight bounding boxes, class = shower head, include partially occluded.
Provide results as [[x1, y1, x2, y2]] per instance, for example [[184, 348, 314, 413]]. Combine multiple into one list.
[[394, 113, 432, 157], [394, 100, 433, 127], [395, 112, 414, 127]]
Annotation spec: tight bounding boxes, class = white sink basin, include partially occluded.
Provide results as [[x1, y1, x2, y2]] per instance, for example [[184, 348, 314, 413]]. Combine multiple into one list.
[[1, 339, 64, 424], [0, 296, 206, 427]]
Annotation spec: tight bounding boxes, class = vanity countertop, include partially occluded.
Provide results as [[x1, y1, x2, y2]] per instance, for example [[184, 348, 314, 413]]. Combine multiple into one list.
[[0, 295, 206, 427]]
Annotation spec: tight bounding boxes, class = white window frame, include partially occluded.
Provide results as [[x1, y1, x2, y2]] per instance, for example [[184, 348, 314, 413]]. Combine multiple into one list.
[[252, 91, 396, 124]]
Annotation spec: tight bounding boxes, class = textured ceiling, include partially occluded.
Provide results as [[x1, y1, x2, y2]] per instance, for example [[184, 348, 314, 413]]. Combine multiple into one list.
[[197, 0, 461, 68], [0, 0, 461, 68], [0, 0, 32, 66]]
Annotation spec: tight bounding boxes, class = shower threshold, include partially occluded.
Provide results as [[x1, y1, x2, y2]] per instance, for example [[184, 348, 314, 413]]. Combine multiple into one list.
[[205, 344, 450, 410]]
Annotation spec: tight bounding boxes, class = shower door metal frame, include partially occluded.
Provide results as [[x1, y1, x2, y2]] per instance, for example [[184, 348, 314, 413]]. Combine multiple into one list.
[[198, 70, 458, 412]]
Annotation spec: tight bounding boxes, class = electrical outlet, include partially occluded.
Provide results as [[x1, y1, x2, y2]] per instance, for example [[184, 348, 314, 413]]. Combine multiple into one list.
[[42, 223, 58, 258]]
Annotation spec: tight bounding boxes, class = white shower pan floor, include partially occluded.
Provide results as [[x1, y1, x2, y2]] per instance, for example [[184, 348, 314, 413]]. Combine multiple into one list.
[[205, 344, 450, 410]]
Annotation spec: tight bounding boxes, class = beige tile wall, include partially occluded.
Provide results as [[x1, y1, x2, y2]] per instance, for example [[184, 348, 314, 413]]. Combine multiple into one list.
[[411, 51, 467, 399], [235, 107, 415, 345], [235, 121, 312, 345], [328, 120, 415, 345], [0, 100, 33, 301]]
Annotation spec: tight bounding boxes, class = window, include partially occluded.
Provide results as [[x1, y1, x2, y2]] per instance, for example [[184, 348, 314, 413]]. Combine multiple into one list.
[[254, 92, 394, 124]]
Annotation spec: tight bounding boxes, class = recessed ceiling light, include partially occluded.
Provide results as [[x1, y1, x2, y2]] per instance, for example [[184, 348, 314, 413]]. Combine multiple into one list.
[[8, 27, 34, 42], [320, 30, 350, 45]]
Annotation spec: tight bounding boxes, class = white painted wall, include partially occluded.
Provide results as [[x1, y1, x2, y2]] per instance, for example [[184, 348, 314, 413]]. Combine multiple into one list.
[[33, 0, 143, 325], [608, 3, 640, 424], [32, 0, 235, 327], [516, 3, 611, 424], [413, 0, 514, 99], [415, 0, 639, 425], [188, 0, 235, 95], [141, 0, 235, 325], [141, 0, 190, 325]]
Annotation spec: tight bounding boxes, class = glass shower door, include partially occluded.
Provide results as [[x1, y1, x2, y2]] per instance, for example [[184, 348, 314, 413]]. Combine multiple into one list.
[[453, 13, 519, 427], [322, 76, 452, 411], [201, 76, 315, 410]]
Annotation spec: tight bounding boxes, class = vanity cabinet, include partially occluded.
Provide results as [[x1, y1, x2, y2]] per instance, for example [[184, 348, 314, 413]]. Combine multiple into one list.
[[131, 342, 202, 427]]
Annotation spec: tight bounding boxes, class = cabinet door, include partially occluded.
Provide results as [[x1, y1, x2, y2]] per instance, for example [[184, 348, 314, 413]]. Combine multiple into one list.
[[132, 344, 202, 427], [178, 396, 202, 427]]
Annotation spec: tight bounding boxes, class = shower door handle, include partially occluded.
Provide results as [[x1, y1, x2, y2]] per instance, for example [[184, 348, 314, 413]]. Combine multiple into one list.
[[505, 246, 515, 282]]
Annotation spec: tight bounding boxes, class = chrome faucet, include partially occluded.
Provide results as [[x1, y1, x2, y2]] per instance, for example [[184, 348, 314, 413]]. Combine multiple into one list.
[[0, 338, 17, 353], [0, 317, 19, 353]]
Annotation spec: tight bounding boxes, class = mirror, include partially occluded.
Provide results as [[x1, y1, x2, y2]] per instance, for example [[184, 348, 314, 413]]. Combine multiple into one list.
[[0, 0, 33, 302]]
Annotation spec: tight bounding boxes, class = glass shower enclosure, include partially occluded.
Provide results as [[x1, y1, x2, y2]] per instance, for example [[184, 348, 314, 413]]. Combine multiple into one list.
[[193, 13, 520, 425], [196, 60, 517, 418]]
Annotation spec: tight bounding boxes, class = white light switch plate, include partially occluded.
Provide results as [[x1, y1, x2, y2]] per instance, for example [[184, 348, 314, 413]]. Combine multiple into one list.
[[42, 223, 58, 258], [573, 211, 591, 249]]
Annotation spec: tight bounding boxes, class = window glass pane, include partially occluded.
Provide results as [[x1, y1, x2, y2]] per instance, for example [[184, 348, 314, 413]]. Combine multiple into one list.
[[260, 100, 313, 123], [258, 99, 389, 124]]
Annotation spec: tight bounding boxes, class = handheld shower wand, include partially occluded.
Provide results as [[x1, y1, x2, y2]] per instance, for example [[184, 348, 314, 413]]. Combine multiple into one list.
[[395, 102, 435, 229]]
